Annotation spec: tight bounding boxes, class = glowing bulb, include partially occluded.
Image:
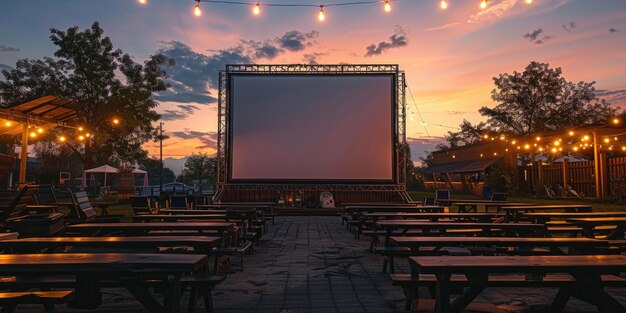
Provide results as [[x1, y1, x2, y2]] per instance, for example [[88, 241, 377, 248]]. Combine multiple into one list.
[[573, 146, 578, 152], [59, 136, 66, 142], [536, 136, 541, 141], [569, 131, 574, 136], [29, 132, 36, 138], [604, 138, 610, 143], [551, 147, 557, 153], [85, 133, 91, 138], [79, 135, 85, 141], [78, 127, 84, 131], [524, 144, 530, 150], [583, 135, 589, 141], [384, 0, 391, 13], [539, 147, 544, 152], [452, 155, 456, 158], [137, 0, 147, 4], [511, 140, 516, 144], [483, 134, 489, 139], [194, 3, 202, 17], [622, 146, 626, 151], [4, 121, 11, 127], [525, 0, 532, 4], [499, 135, 505, 140], [253, 3, 260, 15], [480, 154, 484, 157], [440, 0, 448, 10], [480, 0, 487, 10], [554, 141, 560, 146], [318, 6, 325, 21], [493, 152, 497, 156], [37, 128, 43, 133], [113, 118, 120, 125], [613, 118, 620, 124]]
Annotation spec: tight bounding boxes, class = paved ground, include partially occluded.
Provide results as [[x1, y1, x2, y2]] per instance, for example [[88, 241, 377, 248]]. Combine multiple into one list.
[[13, 216, 626, 312]]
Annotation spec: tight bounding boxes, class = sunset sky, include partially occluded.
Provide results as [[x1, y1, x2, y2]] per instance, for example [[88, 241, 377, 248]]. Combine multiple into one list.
[[1, 0, 625, 169]]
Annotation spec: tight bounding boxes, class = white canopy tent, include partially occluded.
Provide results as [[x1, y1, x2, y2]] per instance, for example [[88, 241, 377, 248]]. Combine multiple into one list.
[[81, 165, 148, 188]]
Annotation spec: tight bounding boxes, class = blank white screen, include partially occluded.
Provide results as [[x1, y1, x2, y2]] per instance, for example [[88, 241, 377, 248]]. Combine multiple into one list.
[[230, 75, 393, 181]]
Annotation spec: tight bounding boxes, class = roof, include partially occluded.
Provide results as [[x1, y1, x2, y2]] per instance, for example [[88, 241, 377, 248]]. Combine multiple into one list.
[[0, 96, 78, 136], [422, 157, 501, 174]]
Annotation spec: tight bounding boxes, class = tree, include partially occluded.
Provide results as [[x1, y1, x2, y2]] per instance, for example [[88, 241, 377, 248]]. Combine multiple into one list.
[[139, 158, 175, 186], [0, 22, 173, 168], [182, 153, 217, 187]]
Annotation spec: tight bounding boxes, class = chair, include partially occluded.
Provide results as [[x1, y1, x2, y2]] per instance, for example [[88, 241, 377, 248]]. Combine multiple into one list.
[[68, 191, 120, 223], [130, 196, 153, 215], [2, 185, 65, 237], [490, 192, 508, 201], [33, 185, 58, 205], [169, 195, 188, 210], [434, 189, 451, 205]]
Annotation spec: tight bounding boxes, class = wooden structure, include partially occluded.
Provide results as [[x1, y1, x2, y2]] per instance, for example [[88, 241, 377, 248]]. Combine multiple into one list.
[[0, 96, 78, 186]]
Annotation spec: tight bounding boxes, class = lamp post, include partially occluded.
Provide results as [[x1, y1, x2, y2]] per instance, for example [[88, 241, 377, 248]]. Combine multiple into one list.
[[159, 122, 164, 194]]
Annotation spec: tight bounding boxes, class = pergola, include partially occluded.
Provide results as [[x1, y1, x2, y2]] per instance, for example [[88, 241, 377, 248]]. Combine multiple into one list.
[[0, 96, 78, 185]]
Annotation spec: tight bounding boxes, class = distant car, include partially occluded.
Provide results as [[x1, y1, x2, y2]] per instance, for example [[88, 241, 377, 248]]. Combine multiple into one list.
[[142, 182, 196, 196]]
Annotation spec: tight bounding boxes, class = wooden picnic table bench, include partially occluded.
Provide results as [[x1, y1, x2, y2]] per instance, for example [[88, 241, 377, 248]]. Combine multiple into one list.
[[362, 212, 504, 223], [453, 201, 531, 213], [133, 214, 230, 222], [376, 220, 547, 247], [409, 255, 626, 313], [501, 204, 593, 222], [0, 253, 208, 313], [64, 222, 234, 237], [522, 211, 626, 224], [160, 209, 228, 215], [566, 217, 626, 240]]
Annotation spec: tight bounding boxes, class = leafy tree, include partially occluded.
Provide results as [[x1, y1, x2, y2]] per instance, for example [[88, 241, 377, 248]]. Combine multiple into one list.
[[0, 22, 173, 169], [139, 158, 175, 186], [182, 153, 216, 187]]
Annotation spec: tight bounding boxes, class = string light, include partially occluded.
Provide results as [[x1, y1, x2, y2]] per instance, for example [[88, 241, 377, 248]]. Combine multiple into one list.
[[137, 0, 147, 4], [524, 0, 532, 4], [194, 1, 202, 17], [568, 130, 574, 136], [318, 5, 325, 21], [384, 0, 391, 13], [112, 118, 120, 125], [480, 0, 487, 9], [30, 132, 37, 138], [37, 128, 44, 133], [78, 126, 84, 131], [59, 136, 66, 142], [78, 135, 85, 141], [613, 118, 621, 125], [253, 3, 261, 15], [4, 121, 11, 127], [440, 0, 448, 10]]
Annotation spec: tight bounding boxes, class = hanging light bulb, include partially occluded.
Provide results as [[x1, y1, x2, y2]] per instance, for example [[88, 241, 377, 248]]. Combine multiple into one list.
[[78, 135, 85, 141], [480, 0, 488, 10], [440, 0, 448, 10], [384, 0, 391, 13], [253, 3, 261, 15], [194, 1, 202, 17], [37, 128, 44, 133], [4, 121, 11, 127], [137, 0, 147, 4], [78, 126, 84, 132], [318, 6, 325, 22], [59, 136, 66, 142]]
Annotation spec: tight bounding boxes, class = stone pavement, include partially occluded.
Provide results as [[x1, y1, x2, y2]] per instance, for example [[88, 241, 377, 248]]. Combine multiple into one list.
[[13, 216, 626, 312]]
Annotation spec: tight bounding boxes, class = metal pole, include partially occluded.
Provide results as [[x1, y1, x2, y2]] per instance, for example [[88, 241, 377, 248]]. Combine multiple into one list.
[[159, 122, 163, 194], [18, 122, 29, 188], [593, 130, 601, 198]]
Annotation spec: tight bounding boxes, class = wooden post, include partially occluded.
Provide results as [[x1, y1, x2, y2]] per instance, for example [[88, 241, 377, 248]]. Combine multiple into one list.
[[18, 122, 29, 188], [562, 157, 569, 188], [593, 130, 601, 198], [536, 160, 544, 195], [600, 153, 608, 198]]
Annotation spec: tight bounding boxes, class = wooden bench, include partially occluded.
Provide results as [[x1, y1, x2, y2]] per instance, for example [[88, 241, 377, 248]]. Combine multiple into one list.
[[390, 273, 626, 311], [0, 290, 74, 313]]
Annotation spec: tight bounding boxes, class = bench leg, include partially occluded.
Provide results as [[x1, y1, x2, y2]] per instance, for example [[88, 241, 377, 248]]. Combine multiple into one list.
[[188, 286, 199, 313], [570, 272, 626, 313], [549, 286, 572, 312], [448, 273, 487, 313]]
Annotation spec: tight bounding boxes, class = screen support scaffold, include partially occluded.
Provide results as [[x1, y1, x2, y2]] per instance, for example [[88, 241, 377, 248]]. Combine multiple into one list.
[[214, 64, 408, 204]]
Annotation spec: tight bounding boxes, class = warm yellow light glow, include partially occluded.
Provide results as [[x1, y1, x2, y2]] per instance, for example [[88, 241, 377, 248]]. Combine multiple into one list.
[[525, 0, 532, 4], [538, 147, 543, 152], [604, 138, 610, 143], [622, 146, 626, 151], [484, 134, 489, 139], [78, 135, 85, 141], [452, 155, 456, 159], [4, 121, 11, 127], [559, 147, 563, 151], [253, 3, 260, 15], [78, 127, 84, 131], [137, 0, 147, 4], [551, 147, 558, 153], [480, 154, 483, 157], [480, 0, 487, 10], [524, 144, 530, 150], [59, 136, 66, 142], [499, 135, 505, 141], [568, 130, 574, 136], [440, 0, 448, 9], [113, 118, 120, 125], [517, 146, 521, 150], [613, 118, 620, 125], [554, 141, 560, 146], [194, 3, 202, 17], [318, 6, 325, 21], [573, 146, 579, 152], [493, 152, 497, 156], [583, 135, 589, 141], [609, 146, 613, 151], [536, 136, 541, 141], [615, 137, 619, 141], [384, 0, 391, 13], [505, 148, 509, 152], [511, 140, 516, 145], [85, 133, 91, 138], [29, 132, 36, 138], [37, 128, 43, 133]]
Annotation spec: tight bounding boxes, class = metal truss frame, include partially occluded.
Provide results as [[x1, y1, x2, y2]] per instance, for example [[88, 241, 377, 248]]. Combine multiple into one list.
[[215, 64, 407, 200]]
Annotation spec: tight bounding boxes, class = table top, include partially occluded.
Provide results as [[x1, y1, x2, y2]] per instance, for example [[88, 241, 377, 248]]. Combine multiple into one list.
[[410, 255, 626, 272], [196, 204, 264, 209], [376, 220, 545, 229], [566, 217, 626, 225], [454, 202, 530, 206], [134, 214, 227, 220], [0, 253, 208, 274], [501, 204, 592, 211], [363, 212, 503, 217], [392, 236, 607, 247], [452, 200, 512, 204], [355, 206, 444, 212], [159, 209, 228, 214], [524, 212, 626, 219], [0, 236, 221, 249], [66, 222, 234, 231]]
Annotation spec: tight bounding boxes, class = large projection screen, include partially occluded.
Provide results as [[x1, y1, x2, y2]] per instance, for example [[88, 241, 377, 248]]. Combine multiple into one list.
[[229, 74, 395, 182]]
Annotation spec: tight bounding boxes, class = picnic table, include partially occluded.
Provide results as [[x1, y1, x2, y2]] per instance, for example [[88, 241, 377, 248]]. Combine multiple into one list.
[[64, 222, 233, 237], [566, 217, 626, 239], [133, 214, 229, 222], [354, 206, 445, 213], [159, 209, 228, 215], [0, 236, 220, 255], [362, 212, 503, 223], [522, 212, 626, 224], [453, 201, 531, 213], [501, 204, 593, 222], [409, 255, 626, 313], [376, 220, 546, 245], [0, 253, 207, 313], [53, 200, 117, 216], [392, 236, 608, 255]]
